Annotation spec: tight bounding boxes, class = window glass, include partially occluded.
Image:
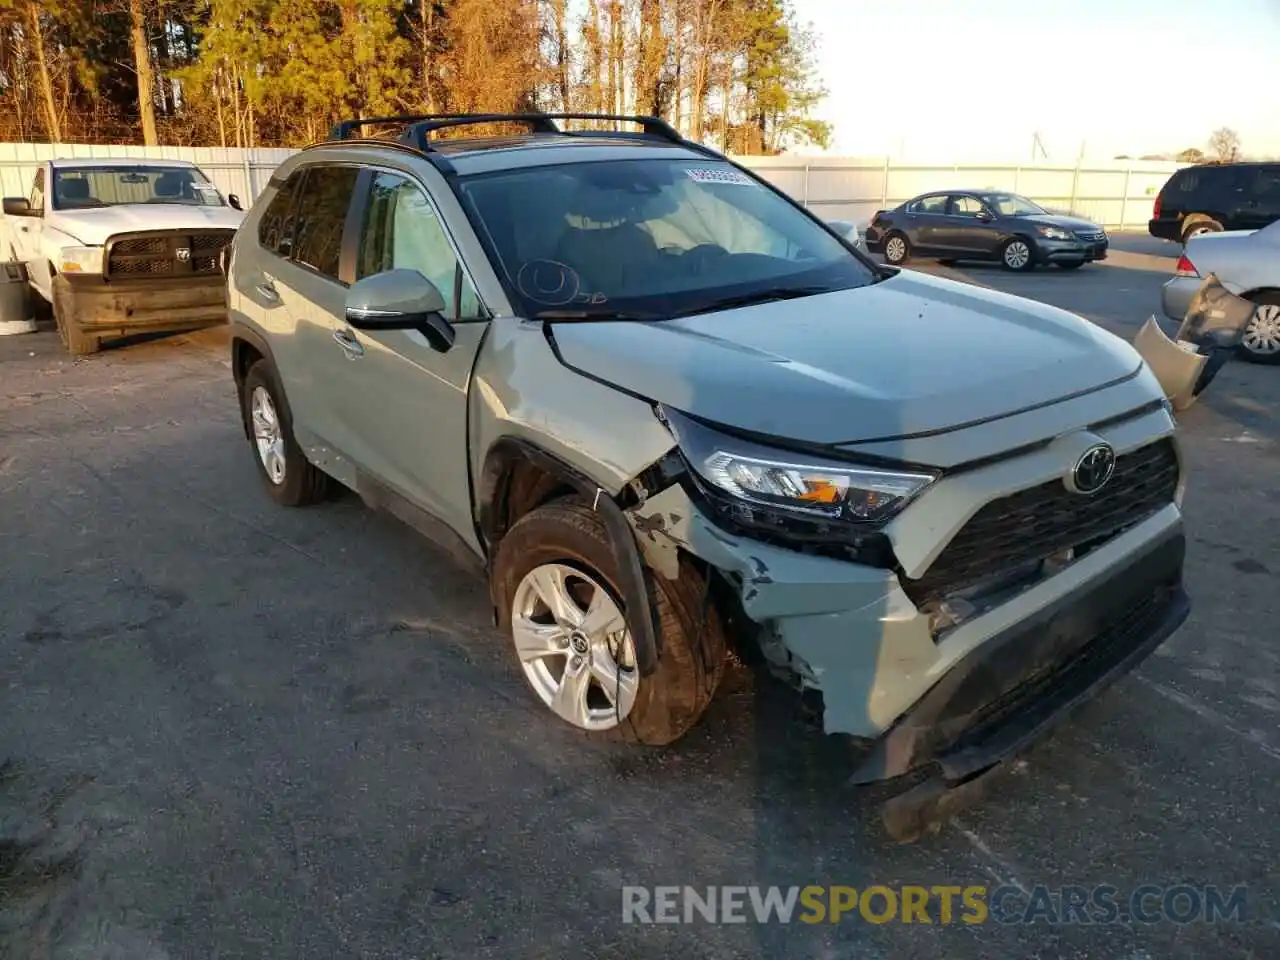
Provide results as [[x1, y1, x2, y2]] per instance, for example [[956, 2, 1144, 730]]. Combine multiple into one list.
[[257, 170, 306, 259], [981, 193, 1047, 216], [1174, 171, 1200, 193], [950, 195, 986, 216], [1250, 166, 1280, 198], [29, 169, 44, 212], [50, 165, 223, 209], [910, 195, 948, 214], [357, 171, 482, 319], [292, 166, 359, 280], [458, 158, 873, 318]]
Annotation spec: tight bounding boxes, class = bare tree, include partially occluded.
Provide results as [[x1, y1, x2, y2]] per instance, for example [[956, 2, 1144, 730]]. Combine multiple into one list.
[[1208, 127, 1240, 162]]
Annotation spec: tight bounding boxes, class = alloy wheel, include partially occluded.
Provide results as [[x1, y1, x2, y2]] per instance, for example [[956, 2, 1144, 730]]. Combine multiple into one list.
[[510, 562, 638, 730], [1242, 304, 1280, 356], [250, 386, 287, 485], [885, 235, 907, 263], [1004, 240, 1031, 270]]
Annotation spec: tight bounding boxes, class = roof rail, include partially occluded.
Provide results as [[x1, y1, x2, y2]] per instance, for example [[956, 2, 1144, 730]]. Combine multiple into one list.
[[328, 111, 689, 149], [327, 114, 498, 142]]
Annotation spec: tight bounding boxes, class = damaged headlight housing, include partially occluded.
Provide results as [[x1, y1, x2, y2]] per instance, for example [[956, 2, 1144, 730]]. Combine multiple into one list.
[[58, 245, 103, 274], [661, 407, 937, 530]]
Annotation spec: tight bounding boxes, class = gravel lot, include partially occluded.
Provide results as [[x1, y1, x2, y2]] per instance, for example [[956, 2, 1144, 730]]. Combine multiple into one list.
[[2, 234, 1278, 959]]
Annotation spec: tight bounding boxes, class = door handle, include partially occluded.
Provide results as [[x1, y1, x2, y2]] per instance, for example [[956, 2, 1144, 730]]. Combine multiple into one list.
[[332, 327, 365, 359], [254, 279, 279, 303]]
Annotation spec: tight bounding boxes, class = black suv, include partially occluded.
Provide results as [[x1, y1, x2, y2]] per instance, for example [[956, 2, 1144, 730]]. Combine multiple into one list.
[[1149, 162, 1280, 244]]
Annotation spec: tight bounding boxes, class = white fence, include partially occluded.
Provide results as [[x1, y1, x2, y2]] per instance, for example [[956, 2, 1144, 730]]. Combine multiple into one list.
[[0, 142, 1183, 233]]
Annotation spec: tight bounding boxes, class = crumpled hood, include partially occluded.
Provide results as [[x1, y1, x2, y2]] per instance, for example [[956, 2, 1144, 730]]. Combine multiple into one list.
[[1022, 213, 1102, 233], [52, 205, 245, 245], [550, 270, 1144, 446]]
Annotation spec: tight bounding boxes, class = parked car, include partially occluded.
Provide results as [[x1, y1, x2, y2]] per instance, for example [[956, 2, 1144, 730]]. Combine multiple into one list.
[[1160, 218, 1280, 364], [1148, 161, 1280, 245], [227, 113, 1188, 834], [2, 157, 246, 355], [825, 219, 866, 252], [864, 190, 1108, 272]]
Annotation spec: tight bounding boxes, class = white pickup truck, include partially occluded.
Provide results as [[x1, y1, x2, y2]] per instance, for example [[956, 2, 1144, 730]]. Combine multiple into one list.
[[3, 157, 245, 355]]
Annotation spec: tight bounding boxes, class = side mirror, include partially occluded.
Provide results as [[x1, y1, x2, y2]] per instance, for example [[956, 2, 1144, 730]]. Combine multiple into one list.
[[345, 268, 454, 352], [228, 193, 243, 212], [976, 209, 994, 222], [3, 197, 34, 217]]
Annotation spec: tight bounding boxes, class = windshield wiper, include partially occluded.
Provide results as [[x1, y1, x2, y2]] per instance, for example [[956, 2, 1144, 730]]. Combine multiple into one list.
[[673, 285, 832, 318], [534, 308, 664, 322]]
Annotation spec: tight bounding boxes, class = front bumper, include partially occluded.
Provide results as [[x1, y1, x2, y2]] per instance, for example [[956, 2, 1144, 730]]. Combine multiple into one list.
[[1161, 275, 1199, 322], [57, 275, 228, 337], [1035, 236, 1109, 263]]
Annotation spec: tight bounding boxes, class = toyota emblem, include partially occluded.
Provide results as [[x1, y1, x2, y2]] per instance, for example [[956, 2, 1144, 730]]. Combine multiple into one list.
[[175, 246, 191, 263], [1069, 443, 1116, 495]]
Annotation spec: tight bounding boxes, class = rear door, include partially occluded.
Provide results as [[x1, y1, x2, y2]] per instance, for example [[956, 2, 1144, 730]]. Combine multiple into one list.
[[904, 194, 949, 253], [263, 163, 364, 457], [1233, 165, 1280, 232], [327, 167, 490, 545]]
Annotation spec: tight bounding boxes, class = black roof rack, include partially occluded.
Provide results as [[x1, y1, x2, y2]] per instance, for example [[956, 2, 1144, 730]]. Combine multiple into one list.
[[327, 111, 690, 152]]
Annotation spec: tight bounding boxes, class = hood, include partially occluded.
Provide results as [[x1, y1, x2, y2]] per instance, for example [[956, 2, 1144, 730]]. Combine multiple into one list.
[[52, 205, 245, 245], [1022, 213, 1102, 233], [550, 271, 1144, 447]]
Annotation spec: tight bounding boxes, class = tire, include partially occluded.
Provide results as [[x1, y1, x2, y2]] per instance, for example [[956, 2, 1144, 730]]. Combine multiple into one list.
[[1239, 295, 1280, 365], [1000, 237, 1035, 272], [1058, 260, 1085, 270], [240, 359, 331, 506], [51, 278, 100, 356], [1181, 217, 1223, 245], [492, 496, 728, 746], [883, 232, 910, 265]]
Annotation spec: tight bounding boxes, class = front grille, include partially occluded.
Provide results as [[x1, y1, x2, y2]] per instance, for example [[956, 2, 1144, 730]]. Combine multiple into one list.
[[904, 439, 1179, 607], [106, 230, 233, 281], [1076, 231, 1106, 241]]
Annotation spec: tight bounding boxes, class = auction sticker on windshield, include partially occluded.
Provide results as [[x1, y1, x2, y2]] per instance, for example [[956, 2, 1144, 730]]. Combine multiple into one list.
[[685, 168, 755, 186]]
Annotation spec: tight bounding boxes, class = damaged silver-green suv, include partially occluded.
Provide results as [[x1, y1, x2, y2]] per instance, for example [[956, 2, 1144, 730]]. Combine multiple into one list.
[[227, 114, 1189, 829]]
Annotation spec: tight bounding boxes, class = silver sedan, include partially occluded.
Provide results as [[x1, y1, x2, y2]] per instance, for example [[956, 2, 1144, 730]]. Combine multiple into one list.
[[1162, 219, 1280, 364]]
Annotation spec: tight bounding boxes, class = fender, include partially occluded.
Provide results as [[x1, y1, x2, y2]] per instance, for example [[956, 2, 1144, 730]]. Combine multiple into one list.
[[478, 436, 662, 676]]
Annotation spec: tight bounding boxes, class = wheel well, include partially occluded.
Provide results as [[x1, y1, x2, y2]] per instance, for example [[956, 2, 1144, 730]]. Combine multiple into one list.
[[479, 447, 579, 555], [1242, 287, 1280, 304], [232, 337, 264, 391]]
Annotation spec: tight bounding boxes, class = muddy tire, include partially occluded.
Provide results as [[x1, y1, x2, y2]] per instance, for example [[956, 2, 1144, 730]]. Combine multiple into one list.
[[240, 359, 331, 506], [492, 496, 728, 746], [1181, 216, 1222, 245], [51, 279, 100, 356]]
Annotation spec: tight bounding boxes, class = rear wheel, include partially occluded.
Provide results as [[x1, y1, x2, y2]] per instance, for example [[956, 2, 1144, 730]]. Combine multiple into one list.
[[492, 496, 727, 746], [1001, 237, 1035, 272], [1181, 217, 1223, 245], [240, 359, 332, 505], [1240, 296, 1280, 365], [883, 232, 910, 265]]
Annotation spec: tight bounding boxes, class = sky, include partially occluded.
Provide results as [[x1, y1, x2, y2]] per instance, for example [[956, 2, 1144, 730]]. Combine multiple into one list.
[[789, 0, 1280, 161]]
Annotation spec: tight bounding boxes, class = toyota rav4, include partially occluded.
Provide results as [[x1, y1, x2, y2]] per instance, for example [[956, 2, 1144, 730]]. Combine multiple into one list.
[[225, 114, 1190, 836]]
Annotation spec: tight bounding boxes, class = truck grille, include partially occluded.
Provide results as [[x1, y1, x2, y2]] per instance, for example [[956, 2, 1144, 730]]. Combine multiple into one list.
[[106, 231, 233, 280], [904, 439, 1179, 607]]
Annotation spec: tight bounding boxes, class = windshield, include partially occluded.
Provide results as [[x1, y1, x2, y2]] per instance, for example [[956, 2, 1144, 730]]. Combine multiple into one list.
[[981, 193, 1047, 217], [457, 158, 875, 318], [51, 165, 224, 210]]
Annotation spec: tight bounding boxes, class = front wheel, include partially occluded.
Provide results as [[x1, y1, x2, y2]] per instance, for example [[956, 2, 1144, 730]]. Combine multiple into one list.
[[492, 496, 728, 745], [1001, 238, 1035, 272], [51, 279, 100, 356], [1240, 298, 1280, 365], [883, 232, 910, 265]]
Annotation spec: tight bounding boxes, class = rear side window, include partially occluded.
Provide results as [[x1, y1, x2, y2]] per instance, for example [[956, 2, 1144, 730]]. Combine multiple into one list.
[[1171, 169, 1200, 194], [909, 195, 948, 214], [291, 165, 360, 280], [29, 168, 44, 212], [258, 170, 305, 258]]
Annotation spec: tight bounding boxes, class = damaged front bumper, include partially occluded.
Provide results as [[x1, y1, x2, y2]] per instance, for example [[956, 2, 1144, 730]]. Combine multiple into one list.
[[625, 476, 1188, 794], [57, 275, 229, 338]]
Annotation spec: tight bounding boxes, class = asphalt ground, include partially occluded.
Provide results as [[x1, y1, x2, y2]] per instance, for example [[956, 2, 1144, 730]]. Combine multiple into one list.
[[2, 233, 1277, 958]]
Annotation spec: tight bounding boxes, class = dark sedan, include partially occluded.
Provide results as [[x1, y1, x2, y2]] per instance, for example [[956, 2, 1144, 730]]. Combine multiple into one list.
[[864, 190, 1108, 272]]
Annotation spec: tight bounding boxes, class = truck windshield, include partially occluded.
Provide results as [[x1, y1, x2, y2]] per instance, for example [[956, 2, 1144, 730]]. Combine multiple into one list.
[[51, 166, 225, 210], [457, 158, 876, 319]]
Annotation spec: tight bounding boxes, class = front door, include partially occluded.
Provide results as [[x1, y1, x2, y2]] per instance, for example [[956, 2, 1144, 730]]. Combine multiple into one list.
[[330, 169, 490, 550], [941, 194, 999, 256], [12, 168, 49, 297]]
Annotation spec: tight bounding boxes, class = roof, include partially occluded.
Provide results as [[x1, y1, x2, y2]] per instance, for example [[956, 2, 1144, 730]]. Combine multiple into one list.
[[50, 157, 199, 169]]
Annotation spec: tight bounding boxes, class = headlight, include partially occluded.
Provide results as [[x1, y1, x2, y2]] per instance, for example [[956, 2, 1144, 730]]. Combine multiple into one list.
[[661, 408, 936, 526], [59, 245, 103, 274], [1037, 226, 1074, 241]]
